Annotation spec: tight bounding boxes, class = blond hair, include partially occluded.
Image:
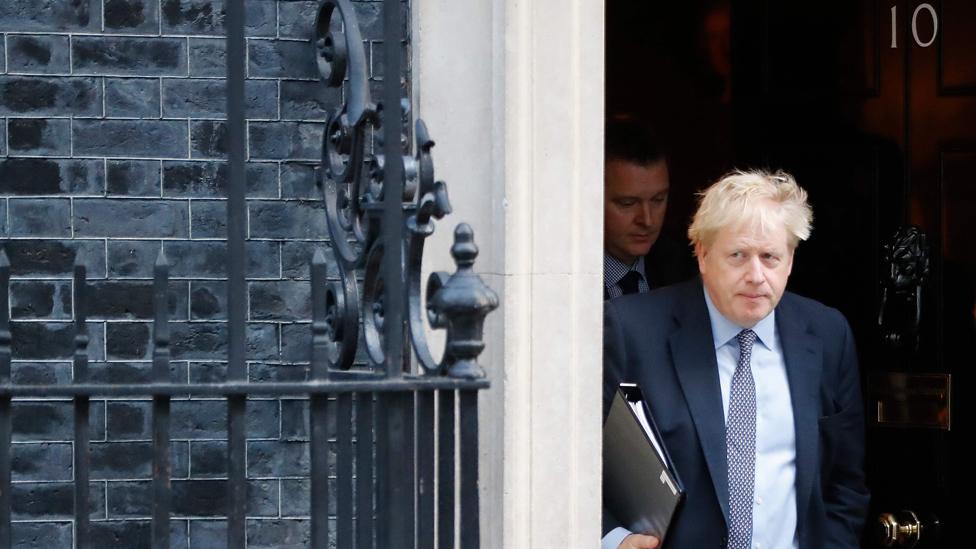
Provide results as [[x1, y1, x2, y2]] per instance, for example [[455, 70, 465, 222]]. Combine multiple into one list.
[[688, 169, 813, 252]]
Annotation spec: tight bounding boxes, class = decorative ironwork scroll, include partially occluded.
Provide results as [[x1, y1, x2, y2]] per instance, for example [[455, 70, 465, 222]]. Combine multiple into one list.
[[314, 0, 497, 377], [0, 1, 492, 547]]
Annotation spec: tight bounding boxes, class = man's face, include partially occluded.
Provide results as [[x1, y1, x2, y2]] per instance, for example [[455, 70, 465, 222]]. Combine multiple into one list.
[[604, 158, 670, 264], [697, 216, 794, 328]]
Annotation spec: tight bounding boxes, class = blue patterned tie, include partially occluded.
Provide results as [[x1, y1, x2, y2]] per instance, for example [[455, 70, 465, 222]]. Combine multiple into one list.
[[727, 329, 757, 549]]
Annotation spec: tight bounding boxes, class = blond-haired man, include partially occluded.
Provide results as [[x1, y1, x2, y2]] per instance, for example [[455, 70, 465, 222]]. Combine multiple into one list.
[[603, 170, 869, 549]]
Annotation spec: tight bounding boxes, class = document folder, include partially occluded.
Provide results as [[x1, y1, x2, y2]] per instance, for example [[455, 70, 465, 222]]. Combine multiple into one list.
[[603, 382, 684, 542]]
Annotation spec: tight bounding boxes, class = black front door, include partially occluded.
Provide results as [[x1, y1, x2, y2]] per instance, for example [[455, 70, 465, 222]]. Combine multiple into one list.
[[732, 1, 976, 546]]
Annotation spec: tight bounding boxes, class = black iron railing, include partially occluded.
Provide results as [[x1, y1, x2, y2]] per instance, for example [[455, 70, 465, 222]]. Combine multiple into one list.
[[0, 0, 496, 547]]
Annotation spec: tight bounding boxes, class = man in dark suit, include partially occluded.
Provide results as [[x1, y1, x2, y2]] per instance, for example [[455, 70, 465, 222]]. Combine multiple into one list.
[[604, 122, 695, 300], [602, 170, 869, 549]]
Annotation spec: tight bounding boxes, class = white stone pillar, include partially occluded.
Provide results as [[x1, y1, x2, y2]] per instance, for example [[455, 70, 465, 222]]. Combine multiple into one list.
[[413, 0, 604, 546]]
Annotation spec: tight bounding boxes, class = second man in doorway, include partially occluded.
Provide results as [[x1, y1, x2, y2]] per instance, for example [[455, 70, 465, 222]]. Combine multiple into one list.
[[604, 122, 695, 299]]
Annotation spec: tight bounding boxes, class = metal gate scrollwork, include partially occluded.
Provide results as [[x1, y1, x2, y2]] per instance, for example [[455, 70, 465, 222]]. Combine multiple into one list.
[[314, 0, 498, 376], [0, 0, 496, 547]]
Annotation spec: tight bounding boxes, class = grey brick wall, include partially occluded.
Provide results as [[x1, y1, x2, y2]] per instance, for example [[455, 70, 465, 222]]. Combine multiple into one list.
[[0, 1, 405, 546]]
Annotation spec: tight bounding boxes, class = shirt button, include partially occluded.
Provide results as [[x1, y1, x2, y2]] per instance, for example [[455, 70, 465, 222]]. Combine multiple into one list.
[[755, 543, 761, 549], [755, 496, 763, 505]]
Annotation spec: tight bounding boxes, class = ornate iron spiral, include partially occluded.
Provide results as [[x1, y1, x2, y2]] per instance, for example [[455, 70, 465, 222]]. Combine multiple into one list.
[[314, 0, 496, 377]]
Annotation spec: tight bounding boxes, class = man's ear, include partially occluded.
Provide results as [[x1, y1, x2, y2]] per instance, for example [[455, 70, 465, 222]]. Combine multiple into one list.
[[695, 242, 707, 274]]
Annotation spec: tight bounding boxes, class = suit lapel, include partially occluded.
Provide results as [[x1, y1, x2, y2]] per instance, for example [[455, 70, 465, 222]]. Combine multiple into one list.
[[776, 295, 821, 530], [669, 283, 730, 523]]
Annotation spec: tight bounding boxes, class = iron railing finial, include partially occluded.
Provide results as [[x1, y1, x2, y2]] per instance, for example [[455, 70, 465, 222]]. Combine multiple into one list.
[[431, 224, 499, 379]]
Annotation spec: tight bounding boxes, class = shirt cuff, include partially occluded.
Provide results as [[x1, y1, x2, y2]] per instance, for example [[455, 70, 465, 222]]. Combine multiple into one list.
[[601, 527, 632, 549]]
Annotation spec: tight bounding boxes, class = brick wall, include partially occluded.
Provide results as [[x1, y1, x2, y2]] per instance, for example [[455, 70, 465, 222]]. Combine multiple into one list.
[[0, 1, 404, 547]]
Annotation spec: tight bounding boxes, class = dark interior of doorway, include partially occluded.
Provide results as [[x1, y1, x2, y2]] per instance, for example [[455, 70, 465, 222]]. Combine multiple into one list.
[[606, 1, 734, 244]]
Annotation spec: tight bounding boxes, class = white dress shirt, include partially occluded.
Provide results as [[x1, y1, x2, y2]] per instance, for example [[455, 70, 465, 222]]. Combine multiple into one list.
[[705, 291, 798, 549]]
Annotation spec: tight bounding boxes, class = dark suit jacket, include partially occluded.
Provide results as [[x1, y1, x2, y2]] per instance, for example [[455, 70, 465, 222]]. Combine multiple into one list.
[[603, 280, 869, 548], [603, 236, 697, 300]]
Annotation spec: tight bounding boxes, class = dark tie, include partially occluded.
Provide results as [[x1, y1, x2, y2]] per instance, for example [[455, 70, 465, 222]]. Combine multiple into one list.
[[617, 270, 643, 295], [727, 329, 758, 549]]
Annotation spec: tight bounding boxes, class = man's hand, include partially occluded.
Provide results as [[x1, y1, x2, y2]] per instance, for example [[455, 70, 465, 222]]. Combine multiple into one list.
[[618, 533, 660, 548]]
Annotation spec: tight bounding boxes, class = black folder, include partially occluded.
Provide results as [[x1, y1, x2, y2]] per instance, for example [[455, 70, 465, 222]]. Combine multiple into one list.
[[603, 383, 684, 542]]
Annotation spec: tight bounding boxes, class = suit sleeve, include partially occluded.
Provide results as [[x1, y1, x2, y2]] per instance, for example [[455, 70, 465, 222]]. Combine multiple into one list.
[[823, 316, 871, 547], [602, 302, 629, 538], [603, 302, 629, 422]]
